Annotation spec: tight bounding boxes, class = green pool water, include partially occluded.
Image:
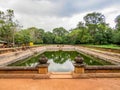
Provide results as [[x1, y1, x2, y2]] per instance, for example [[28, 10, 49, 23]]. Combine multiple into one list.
[[9, 51, 112, 72]]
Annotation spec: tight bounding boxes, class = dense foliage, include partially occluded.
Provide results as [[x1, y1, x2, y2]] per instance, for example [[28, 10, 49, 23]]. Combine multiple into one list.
[[0, 10, 120, 46]]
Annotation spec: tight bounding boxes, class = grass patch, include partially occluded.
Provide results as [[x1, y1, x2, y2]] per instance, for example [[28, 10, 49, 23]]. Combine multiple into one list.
[[82, 44, 120, 50]]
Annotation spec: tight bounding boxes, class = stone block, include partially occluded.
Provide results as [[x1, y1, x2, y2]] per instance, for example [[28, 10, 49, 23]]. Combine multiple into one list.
[[74, 63, 85, 74], [74, 67, 84, 74], [38, 67, 48, 74], [37, 63, 49, 74]]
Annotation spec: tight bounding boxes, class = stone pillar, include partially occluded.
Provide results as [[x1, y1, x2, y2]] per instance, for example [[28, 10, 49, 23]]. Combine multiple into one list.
[[74, 55, 85, 74], [74, 64, 85, 74], [37, 63, 49, 74]]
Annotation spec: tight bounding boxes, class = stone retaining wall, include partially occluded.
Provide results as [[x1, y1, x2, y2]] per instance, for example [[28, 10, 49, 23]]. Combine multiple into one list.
[[0, 46, 40, 54], [0, 45, 119, 66], [85, 66, 120, 73], [0, 45, 119, 78], [0, 66, 38, 74], [0, 46, 75, 66], [0, 65, 119, 79], [0, 47, 46, 66], [83, 46, 120, 53], [46, 46, 75, 51], [0, 65, 119, 74], [75, 47, 119, 65]]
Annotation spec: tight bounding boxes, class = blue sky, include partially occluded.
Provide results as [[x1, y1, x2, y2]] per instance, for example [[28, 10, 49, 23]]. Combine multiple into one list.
[[0, 0, 120, 31]]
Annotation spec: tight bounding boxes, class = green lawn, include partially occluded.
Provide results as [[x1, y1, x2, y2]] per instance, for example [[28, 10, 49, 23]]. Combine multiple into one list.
[[82, 44, 120, 50]]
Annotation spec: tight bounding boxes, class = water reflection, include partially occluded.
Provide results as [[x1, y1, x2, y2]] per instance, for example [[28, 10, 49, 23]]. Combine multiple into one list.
[[43, 51, 77, 64], [43, 51, 76, 72], [48, 59, 74, 72]]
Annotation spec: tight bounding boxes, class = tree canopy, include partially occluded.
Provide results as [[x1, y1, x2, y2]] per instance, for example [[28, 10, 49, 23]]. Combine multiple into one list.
[[0, 10, 120, 46]]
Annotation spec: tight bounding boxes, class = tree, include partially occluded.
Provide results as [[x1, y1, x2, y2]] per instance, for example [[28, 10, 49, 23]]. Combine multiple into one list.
[[68, 29, 78, 44], [84, 12, 105, 34], [112, 31, 120, 45], [54, 36, 62, 44], [14, 32, 23, 46], [25, 27, 44, 44], [77, 21, 85, 29], [53, 27, 68, 37], [112, 15, 120, 45], [84, 12, 106, 44], [69, 28, 92, 44], [43, 31, 55, 44], [20, 30, 31, 45], [0, 9, 18, 46], [84, 12, 105, 26], [53, 27, 68, 44], [115, 15, 120, 31], [62, 35, 70, 44], [104, 28, 113, 44], [76, 21, 86, 43]]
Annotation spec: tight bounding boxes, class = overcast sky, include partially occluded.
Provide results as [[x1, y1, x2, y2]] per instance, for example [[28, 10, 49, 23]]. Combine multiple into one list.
[[0, 0, 120, 31]]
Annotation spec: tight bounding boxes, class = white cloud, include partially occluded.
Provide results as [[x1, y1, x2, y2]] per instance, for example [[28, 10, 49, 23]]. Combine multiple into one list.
[[0, 0, 120, 31], [100, 6, 120, 28]]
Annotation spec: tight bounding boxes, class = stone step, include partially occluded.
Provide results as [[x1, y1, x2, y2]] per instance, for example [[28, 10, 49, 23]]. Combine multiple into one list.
[[50, 72, 73, 79], [77, 47, 120, 64]]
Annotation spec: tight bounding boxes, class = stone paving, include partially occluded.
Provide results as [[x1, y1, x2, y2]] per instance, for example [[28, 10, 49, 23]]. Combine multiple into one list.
[[0, 47, 46, 66], [0, 50, 34, 66]]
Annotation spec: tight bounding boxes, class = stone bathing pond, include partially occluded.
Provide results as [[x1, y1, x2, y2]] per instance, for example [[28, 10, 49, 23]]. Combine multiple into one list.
[[0, 46, 119, 79], [9, 51, 112, 72]]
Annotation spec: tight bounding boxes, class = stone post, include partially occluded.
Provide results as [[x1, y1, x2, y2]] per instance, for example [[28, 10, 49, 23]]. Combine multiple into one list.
[[74, 64, 85, 74], [37, 63, 49, 74], [74, 55, 85, 74], [37, 55, 49, 74]]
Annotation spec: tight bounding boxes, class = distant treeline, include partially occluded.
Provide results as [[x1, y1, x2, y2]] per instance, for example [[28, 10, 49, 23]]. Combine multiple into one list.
[[0, 10, 120, 45]]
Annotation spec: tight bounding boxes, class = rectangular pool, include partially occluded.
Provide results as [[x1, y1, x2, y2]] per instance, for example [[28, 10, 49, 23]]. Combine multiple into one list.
[[8, 51, 112, 72]]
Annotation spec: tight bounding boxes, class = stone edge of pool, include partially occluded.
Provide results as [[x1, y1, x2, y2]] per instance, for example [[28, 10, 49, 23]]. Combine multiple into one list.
[[0, 45, 119, 66], [0, 45, 120, 79]]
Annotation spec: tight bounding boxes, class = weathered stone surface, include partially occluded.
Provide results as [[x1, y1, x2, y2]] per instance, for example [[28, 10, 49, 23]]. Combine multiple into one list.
[[37, 63, 49, 74], [75, 46, 120, 65], [0, 45, 119, 76], [72, 73, 120, 78], [39, 55, 48, 64], [38, 67, 48, 74], [0, 66, 38, 74], [85, 65, 120, 70], [0, 73, 50, 79], [74, 63, 85, 74], [74, 67, 84, 74], [1, 45, 119, 66]]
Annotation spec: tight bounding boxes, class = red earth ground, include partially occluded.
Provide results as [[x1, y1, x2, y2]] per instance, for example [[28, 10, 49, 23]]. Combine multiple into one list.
[[0, 78, 120, 90]]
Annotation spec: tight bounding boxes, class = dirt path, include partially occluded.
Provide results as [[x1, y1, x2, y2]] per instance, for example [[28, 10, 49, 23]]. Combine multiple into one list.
[[0, 78, 119, 90]]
